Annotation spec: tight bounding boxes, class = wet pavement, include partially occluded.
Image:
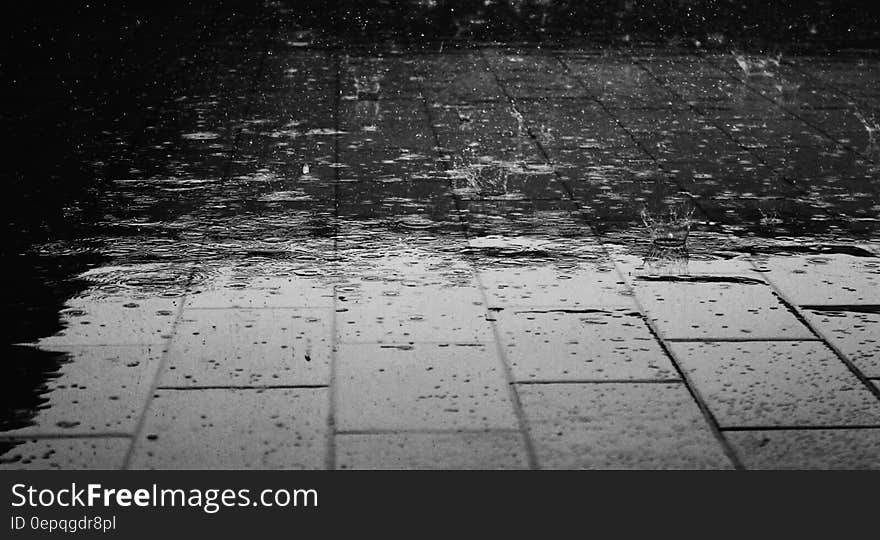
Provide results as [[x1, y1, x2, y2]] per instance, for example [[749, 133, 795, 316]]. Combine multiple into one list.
[[3, 1, 880, 469]]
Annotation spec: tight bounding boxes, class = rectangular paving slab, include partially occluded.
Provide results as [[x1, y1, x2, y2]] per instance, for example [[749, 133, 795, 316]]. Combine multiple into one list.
[[0, 438, 129, 470], [669, 341, 880, 428], [754, 255, 880, 306], [462, 198, 588, 239], [613, 253, 757, 281], [335, 432, 528, 469], [493, 307, 677, 382], [633, 276, 813, 340], [479, 264, 633, 308], [335, 343, 518, 432], [186, 269, 334, 309], [162, 308, 332, 387], [333, 237, 473, 279], [36, 297, 181, 347], [130, 388, 327, 469], [518, 382, 732, 469], [516, 100, 633, 150], [802, 308, 880, 378], [336, 279, 493, 343], [728, 429, 880, 469], [339, 100, 434, 152], [6, 345, 163, 437]]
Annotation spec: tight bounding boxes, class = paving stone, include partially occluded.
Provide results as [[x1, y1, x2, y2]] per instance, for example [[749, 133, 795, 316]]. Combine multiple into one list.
[[186, 269, 334, 308], [565, 59, 682, 108], [516, 100, 632, 150], [336, 343, 517, 431], [755, 255, 880, 305], [493, 307, 676, 381], [646, 131, 747, 162], [6, 346, 163, 436], [422, 69, 505, 102], [334, 241, 473, 281], [450, 170, 568, 201], [634, 277, 813, 339], [467, 235, 599, 263], [519, 383, 731, 469], [431, 102, 545, 160], [336, 279, 493, 343], [339, 100, 433, 151], [336, 432, 528, 469], [669, 341, 880, 427], [569, 178, 676, 223], [613, 253, 757, 281], [705, 112, 826, 148], [728, 429, 880, 469], [339, 56, 422, 100], [802, 308, 880, 378], [338, 176, 452, 205], [130, 388, 327, 469], [0, 438, 128, 470], [500, 75, 591, 99], [760, 145, 877, 180], [699, 196, 835, 235], [462, 199, 590, 246], [479, 264, 633, 308], [162, 308, 331, 387], [36, 297, 181, 347]]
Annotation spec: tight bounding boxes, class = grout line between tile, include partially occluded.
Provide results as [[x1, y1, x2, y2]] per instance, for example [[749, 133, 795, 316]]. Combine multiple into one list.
[[0, 433, 132, 441], [721, 424, 880, 432], [336, 428, 523, 436], [514, 378, 683, 385], [155, 385, 329, 391]]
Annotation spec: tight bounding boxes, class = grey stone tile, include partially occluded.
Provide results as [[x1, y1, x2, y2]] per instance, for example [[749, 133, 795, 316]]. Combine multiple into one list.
[[36, 298, 181, 347], [451, 170, 569, 201], [422, 68, 505, 102], [339, 100, 434, 152], [338, 55, 422, 100], [669, 341, 880, 427], [336, 280, 493, 343], [634, 278, 813, 340], [336, 432, 528, 470], [756, 255, 880, 305], [162, 308, 332, 387], [130, 388, 327, 469], [333, 239, 473, 279], [467, 236, 600, 268], [803, 308, 880, 378], [515, 100, 632, 150], [336, 343, 518, 431], [494, 308, 677, 381], [479, 264, 633, 308], [729, 429, 880, 469], [0, 438, 129, 470], [5, 346, 163, 436], [462, 199, 587, 239], [186, 269, 334, 308], [519, 383, 731, 469], [613, 253, 756, 282]]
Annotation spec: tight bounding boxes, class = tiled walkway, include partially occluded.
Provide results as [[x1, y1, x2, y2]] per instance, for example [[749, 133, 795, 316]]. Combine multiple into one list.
[[3, 3, 879, 469]]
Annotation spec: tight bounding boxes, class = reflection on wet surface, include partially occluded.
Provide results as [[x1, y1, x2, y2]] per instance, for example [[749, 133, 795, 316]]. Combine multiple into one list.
[[3, 1, 880, 469]]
